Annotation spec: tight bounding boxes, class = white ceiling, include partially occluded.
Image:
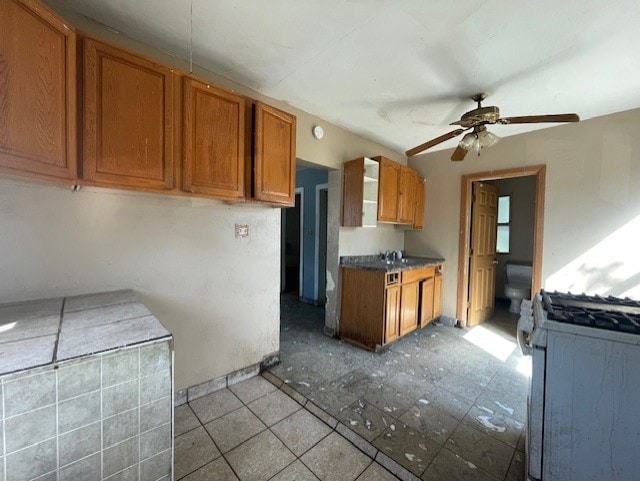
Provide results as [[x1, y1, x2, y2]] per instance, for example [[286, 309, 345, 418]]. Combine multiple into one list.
[[51, 0, 640, 155]]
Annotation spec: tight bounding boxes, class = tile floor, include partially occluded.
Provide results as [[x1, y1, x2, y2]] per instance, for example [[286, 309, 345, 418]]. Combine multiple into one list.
[[173, 375, 401, 480], [173, 297, 529, 481]]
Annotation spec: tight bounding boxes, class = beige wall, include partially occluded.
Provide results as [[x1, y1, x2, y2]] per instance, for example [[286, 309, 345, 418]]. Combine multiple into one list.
[[3, 8, 405, 390], [406, 108, 640, 320], [486, 176, 536, 297]]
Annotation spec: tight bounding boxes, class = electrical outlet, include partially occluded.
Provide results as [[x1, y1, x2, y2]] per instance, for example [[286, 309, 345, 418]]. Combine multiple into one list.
[[235, 224, 249, 238]]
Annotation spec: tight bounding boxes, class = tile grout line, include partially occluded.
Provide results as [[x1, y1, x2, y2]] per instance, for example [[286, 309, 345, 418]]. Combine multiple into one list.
[[263, 371, 422, 480], [55, 368, 59, 481], [2, 378, 6, 481], [137, 346, 141, 481], [100, 355, 104, 479], [178, 375, 405, 481]]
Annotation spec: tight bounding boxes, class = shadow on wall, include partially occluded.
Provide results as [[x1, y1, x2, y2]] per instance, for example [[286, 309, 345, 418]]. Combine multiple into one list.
[[546, 214, 640, 299]]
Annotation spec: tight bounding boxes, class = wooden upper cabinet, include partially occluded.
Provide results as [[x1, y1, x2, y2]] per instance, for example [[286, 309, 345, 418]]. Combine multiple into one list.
[[82, 38, 175, 191], [183, 77, 245, 199], [413, 176, 426, 230], [341, 157, 379, 227], [253, 102, 296, 205], [0, 0, 77, 181], [398, 166, 417, 224], [342, 158, 365, 227], [377, 157, 400, 222]]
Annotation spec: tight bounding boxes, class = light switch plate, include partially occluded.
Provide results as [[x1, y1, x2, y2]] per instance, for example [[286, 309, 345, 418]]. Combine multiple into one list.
[[235, 224, 249, 238]]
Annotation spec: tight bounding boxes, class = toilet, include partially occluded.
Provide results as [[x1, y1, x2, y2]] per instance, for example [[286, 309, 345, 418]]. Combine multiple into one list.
[[505, 263, 533, 313]]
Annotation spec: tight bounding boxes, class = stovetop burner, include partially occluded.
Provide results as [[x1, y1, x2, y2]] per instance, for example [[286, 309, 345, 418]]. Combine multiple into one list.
[[541, 290, 640, 335]]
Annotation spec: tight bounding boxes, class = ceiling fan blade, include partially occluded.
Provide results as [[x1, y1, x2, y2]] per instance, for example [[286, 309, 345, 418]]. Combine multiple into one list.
[[451, 146, 468, 162], [406, 129, 465, 157], [498, 113, 580, 124]]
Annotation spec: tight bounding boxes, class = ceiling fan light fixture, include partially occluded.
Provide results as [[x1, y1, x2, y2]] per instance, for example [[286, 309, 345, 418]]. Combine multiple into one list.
[[477, 129, 500, 148], [459, 132, 477, 151]]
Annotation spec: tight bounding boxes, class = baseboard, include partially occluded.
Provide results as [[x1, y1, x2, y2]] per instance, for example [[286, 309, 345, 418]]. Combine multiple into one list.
[[174, 350, 281, 406], [323, 326, 337, 338], [438, 315, 458, 327]]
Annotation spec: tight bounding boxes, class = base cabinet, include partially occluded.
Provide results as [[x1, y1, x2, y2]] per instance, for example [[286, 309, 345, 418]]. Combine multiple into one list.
[[420, 277, 435, 325], [400, 282, 419, 335], [434, 272, 443, 319], [340, 263, 444, 350], [385, 284, 401, 343]]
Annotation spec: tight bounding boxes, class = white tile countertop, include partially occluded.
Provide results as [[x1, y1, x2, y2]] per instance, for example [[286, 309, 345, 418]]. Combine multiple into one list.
[[0, 290, 171, 377]]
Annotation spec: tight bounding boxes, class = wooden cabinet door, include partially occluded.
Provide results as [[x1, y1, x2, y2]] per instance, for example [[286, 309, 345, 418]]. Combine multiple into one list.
[[377, 157, 400, 222], [400, 281, 419, 336], [0, 0, 77, 181], [434, 273, 443, 319], [82, 38, 175, 191], [384, 285, 401, 344], [420, 277, 435, 326], [398, 166, 417, 224], [342, 158, 364, 227], [413, 177, 425, 230], [254, 102, 296, 205], [183, 78, 245, 199]]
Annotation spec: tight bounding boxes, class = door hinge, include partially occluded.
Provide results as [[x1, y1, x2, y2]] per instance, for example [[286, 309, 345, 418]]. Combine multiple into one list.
[[469, 248, 473, 256]]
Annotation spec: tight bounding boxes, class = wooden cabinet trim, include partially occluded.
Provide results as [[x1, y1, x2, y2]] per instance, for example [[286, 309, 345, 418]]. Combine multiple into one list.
[[402, 266, 435, 284]]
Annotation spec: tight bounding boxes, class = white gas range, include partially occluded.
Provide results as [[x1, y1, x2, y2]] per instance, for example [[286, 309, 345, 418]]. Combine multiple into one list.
[[518, 291, 640, 481]]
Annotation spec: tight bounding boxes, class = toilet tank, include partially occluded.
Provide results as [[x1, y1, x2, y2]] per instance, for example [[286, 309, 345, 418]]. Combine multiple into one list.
[[506, 262, 532, 284]]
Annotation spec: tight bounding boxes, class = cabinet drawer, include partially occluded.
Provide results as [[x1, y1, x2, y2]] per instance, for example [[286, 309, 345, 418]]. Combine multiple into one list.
[[402, 266, 435, 284]]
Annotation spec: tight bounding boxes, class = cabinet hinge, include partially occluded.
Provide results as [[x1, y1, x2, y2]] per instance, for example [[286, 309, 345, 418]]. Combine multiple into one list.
[[469, 248, 473, 256]]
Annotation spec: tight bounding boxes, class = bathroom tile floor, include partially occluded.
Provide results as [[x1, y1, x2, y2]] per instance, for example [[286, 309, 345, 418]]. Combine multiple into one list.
[[173, 297, 528, 480]]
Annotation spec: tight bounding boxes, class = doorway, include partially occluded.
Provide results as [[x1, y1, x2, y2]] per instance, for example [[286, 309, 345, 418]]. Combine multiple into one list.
[[282, 188, 303, 296], [457, 165, 546, 327], [315, 184, 328, 305]]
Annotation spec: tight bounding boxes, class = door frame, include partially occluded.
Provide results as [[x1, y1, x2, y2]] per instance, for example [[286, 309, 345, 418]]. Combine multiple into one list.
[[456, 165, 546, 326], [314, 183, 329, 302], [296, 187, 304, 297]]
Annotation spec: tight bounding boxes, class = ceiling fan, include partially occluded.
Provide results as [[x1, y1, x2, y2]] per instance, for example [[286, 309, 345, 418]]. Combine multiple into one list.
[[405, 93, 580, 161]]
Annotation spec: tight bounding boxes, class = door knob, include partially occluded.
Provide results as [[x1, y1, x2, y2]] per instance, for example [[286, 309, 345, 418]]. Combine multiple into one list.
[[492, 259, 498, 264]]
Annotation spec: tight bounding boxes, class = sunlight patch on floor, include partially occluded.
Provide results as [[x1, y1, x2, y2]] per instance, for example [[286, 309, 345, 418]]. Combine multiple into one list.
[[463, 325, 516, 361], [0, 322, 16, 334], [516, 355, 532, 378]]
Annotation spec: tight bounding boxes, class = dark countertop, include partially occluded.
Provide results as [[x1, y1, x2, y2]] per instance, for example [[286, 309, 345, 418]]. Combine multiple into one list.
[[341, 255, 445, 272], [0, 290, 171, 377]]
